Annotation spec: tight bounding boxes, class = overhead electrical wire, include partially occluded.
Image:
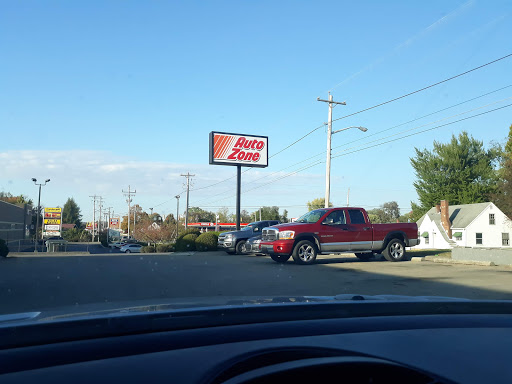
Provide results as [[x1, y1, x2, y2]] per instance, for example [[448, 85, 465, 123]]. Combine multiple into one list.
[[330, 53, 512, 124], [194, 90, 512, 205], [155, 55, 512, 211], [198, 102, 512, 206]]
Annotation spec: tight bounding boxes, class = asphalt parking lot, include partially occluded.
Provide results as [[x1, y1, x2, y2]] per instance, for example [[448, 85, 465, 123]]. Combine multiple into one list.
[[1, 251, 512, 315]]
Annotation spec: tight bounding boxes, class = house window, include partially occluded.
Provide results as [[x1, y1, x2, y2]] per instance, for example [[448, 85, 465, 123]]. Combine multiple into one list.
[[425, 236, 429, 245], [503, 233, 509, 246], [489, 214, 495, 225], [476, 233, 483, 245]]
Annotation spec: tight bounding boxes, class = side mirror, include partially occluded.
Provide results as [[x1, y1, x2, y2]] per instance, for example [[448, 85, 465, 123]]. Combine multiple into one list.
[[253, 227, 260, 232]]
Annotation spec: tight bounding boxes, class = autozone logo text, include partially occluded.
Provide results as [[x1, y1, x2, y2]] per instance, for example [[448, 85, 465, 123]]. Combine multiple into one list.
[[214, 135, 266, 163]]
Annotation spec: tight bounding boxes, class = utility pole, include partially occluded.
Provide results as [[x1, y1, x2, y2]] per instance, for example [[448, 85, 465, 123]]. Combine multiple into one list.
[[89, 195, 98, 242], [347, 188, 350, 206], [259, 208, 262, 221], [317, 93, 346, 208], [181, 173, 195, 228], [98, 197, 104, 236], [122, 186, 136, 237], [149, 207, 153, 217], [175, 195, 180, 239]]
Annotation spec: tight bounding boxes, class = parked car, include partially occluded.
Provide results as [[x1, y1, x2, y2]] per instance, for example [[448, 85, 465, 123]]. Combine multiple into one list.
[[242, 235, 264, 255], [218, 220, 280, 254], [111, 242, 125, 249], [120, 244, 142, 253], [260, 207, 419, 265]]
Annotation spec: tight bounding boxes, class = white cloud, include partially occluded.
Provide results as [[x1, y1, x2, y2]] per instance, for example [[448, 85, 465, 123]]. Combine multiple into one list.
[[0, 150, 325, 220]]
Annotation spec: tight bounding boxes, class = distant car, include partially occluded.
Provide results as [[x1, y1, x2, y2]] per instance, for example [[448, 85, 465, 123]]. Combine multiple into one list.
[[242, 235, 264, 255], [46, 236, 64, 241], [120, 244, 142, 253], [111, 242, 125, 248]]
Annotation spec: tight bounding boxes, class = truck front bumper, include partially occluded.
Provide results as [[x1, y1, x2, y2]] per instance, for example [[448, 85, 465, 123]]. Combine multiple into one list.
[[260, 240, 294, 256]]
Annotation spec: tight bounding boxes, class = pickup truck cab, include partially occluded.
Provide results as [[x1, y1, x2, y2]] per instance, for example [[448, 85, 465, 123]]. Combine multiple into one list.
[[218, 220, 280, 254], [260, 207, 419, 265]]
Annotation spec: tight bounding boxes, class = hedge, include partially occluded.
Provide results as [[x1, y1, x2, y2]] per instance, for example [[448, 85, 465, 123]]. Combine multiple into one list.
[[156, 243, 174, 253], [0, 239, 9, 257], [176, 233, 198, 251], [195, 232, 219, 252], [141, 246, 156, 253]]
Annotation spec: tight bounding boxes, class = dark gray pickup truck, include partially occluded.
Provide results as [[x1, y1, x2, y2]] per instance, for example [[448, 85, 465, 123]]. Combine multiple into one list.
[[218, 220, 280, 254]]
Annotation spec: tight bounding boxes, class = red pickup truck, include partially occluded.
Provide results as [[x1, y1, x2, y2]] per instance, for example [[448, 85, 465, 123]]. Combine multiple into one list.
[[260, 207, 419, 265]]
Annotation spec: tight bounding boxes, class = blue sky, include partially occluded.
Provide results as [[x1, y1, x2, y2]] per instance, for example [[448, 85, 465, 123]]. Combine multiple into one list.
[[1, 0, 511, 221]]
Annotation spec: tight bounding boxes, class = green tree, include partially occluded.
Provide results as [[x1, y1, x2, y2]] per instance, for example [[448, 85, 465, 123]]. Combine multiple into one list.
[[188, 207, 215, 222], [62, 197, 82, 227], [411, 131, 500, 214], [0, 192, 33, 206], [216, 207, 230, 222], [307, 198, 333, 211], [280, 209, 289, 223], [492, 124, 512, 218]]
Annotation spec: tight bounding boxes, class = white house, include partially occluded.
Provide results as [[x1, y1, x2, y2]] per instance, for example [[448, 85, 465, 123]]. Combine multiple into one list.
[[416, 200, 512, 249]]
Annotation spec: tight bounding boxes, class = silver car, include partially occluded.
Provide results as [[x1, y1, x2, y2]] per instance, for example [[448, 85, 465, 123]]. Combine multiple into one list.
[[120, 244, 142, 253]]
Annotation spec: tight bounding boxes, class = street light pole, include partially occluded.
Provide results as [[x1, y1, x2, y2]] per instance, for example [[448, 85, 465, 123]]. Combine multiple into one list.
[[32, 178, 50, 252]]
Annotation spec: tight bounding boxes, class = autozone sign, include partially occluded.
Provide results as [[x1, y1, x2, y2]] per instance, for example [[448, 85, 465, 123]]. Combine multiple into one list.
[[209, 132, 268, 168]]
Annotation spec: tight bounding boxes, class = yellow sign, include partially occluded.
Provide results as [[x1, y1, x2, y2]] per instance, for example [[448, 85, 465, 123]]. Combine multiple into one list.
[[45, 207, 62, 213], [44, 219, 61, 225]]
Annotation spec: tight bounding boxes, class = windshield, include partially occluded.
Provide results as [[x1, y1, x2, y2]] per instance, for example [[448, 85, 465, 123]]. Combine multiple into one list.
[[296, 209, 328, 223], [242, 224, 257, 231], [1, 2, 511, 327]]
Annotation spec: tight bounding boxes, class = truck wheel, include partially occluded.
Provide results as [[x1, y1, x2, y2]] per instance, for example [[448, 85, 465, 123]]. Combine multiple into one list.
[[235, 240, 246, 255], [355, 252, 372, 261], [270, 254, 290, 263], [382, 239, 407, 262], [292, 240, 317, 265]]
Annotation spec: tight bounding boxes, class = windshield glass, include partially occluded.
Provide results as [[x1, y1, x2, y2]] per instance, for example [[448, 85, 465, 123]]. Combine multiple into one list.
[[296, 209, 328, 223], [1, 2, 511, 326], [242, 224, 257, 231]]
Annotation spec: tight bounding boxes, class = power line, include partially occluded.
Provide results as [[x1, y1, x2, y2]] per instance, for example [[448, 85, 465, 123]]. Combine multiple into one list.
[[331, 84, 512, 151], [194, 90, 512, 203], [198, 102, 512, 206], [332, 103, 512, 159], [331, 53, 512, 124], [331, 96, 512, 157]]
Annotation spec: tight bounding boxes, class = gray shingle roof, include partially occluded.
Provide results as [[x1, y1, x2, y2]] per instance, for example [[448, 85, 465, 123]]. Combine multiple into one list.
[[422, 202, 491, 229]]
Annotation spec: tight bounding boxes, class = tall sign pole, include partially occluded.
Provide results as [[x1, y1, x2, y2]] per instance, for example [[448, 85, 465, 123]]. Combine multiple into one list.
[[236, 165, 241, 230], [209, 131, 269, 230]]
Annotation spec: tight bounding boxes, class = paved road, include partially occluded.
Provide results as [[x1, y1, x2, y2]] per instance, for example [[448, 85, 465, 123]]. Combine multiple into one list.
[[1, 251, 512, 315]]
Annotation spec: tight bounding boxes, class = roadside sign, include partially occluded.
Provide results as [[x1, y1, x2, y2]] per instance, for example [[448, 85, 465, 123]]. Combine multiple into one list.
[[209, 132, 268, 168], [209, 131, 269, 232], [43, 207, 62, 238]]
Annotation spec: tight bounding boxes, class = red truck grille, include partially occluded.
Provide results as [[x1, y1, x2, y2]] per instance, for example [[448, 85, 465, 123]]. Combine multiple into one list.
[[262, 228, 278, 241]]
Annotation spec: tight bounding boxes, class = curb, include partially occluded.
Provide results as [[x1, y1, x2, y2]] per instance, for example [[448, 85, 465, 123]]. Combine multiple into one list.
[[423, 256, 495, 266]]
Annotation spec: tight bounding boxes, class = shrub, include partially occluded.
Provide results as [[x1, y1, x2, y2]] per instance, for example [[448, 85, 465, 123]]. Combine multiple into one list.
[[195, 232, 219, 252], [176, 233, 198, 251], [141, 246, 156, 253], [156, 243, 174, 253], [177, 228, 201, 242], [0, 239, 9, 257]]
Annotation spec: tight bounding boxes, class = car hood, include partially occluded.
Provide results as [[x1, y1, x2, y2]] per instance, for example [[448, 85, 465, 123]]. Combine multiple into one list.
[[0, 294, 474, 325]]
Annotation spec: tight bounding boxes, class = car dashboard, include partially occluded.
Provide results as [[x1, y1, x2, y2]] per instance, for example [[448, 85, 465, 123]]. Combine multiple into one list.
[[0, 300, 511, 383]]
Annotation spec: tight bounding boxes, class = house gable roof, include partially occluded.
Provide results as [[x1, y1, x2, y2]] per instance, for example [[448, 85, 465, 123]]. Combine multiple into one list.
[[421, 202, 492, 229]]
